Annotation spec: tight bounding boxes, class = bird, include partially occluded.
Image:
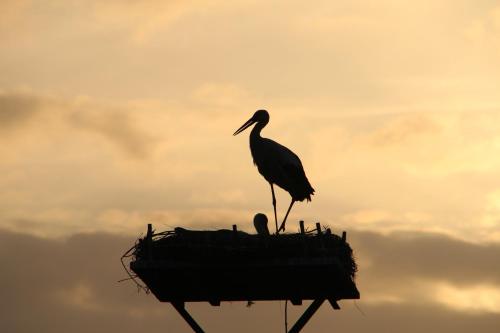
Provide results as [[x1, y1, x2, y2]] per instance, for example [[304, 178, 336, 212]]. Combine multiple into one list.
[[233, 109, 314, 233], [253, 213, 270, 236]]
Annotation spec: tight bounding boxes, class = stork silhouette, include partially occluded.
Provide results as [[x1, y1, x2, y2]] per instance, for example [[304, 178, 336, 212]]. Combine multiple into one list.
[[233, 110, 314, 233]]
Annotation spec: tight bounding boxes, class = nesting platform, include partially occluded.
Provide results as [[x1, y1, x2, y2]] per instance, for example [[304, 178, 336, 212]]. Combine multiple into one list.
[[125, 222, 359, 332]]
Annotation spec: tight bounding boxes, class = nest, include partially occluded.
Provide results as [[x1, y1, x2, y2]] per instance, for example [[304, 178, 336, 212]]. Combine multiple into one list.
[[123, 225, 359, 303], [133, 227, 356, 279]]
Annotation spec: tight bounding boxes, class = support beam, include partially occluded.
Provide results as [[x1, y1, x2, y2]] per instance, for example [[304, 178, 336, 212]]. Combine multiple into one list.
[[146, 224, 153, 261], [170, 299, 333, 333], [328, 299, 341, 310], [171, 302, 205, 333], [288, 299, 325, 333]]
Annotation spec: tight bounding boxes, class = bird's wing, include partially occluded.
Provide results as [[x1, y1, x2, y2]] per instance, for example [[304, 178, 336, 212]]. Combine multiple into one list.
[[262, 138, 303, 167], [260, 138, 306, 180], [260, 138, 314, 200]]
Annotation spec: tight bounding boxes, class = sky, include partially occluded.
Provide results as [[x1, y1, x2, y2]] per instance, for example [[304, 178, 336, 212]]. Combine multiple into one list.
[[1, 0, 500, 332]]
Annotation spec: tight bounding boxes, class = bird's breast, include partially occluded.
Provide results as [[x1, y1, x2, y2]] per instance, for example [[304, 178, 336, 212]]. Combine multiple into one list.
[[250, 141, 273, 180]]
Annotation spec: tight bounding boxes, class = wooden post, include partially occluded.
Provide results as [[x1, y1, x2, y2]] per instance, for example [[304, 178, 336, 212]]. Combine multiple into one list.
[[315, 222, 321, 235], [146, 223, 153, 261], [299, 220, 305, 234], [232, 224, 238, 242], [316, 223, 325, 250]]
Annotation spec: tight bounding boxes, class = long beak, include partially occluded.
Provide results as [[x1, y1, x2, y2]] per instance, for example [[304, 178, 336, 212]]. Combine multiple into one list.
[[233, 117, 255, 136]]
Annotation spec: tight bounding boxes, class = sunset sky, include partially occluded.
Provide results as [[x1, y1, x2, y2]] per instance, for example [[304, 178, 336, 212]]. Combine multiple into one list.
[[1, 1, 500, 332]]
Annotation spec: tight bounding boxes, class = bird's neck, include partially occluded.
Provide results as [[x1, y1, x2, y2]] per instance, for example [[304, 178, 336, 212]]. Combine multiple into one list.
[[250, 121, 267, 143]]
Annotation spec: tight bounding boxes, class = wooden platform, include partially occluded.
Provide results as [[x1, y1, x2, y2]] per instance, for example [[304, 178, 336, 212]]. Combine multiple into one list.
[[126, 223, 360, 332], [130, 223, 358, 303], [131, 257, 359, 303]]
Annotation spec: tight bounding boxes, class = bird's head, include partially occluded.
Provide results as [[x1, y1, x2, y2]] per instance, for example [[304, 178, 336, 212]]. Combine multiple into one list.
[[233, 109, 269, 136], [253, 213, 270, 236]]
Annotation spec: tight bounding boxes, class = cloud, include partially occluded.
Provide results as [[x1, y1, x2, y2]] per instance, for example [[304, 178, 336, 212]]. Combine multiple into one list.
[[91, 0, 219, 43], [3, 89, 500, 242], [354, 230, 500, 284], [190, 82, 253, 109], [68, 107, 155, 159], [2, 0, 499, 114], [463, 4, 500, 53], [3, 89, 500, 244], [362, 114, 441, 147], [435, 283, 500, 314], [0, 91, 43, 130], [0, 228, 499, 333], [0, 91, 156, 159], [0, 229, 175, 333], [324, 302, 500, 333], [349, 229, 500, 310], [1, 1, 500, 245]]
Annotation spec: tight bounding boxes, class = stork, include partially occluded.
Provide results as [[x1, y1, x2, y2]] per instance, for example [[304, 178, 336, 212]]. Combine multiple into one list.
[[233, 110, 314, 233]]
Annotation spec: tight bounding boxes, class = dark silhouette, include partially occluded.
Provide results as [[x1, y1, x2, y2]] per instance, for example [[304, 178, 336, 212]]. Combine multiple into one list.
[[126, 222, 359, 333], [233, 109, 315, 233], [122, 111, 358, 332], [253, 213, 270, 236]]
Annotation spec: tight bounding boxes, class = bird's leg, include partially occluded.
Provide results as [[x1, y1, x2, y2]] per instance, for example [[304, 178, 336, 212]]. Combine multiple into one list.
[[278, 199, 295, 233], [270, 183, 278, 233]]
